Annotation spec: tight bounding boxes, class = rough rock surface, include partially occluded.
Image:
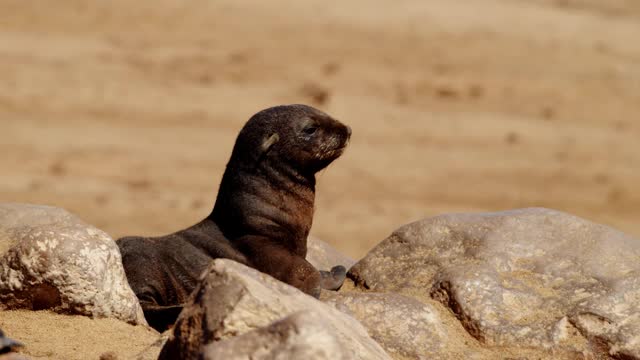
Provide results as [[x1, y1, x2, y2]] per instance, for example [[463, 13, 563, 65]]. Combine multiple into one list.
[[0, 203, 146, 325], [159, 259, 390, 360], [324, 291, 490, 359], [348, 208, 640, 359], [324, 290, 587, 359], [307, 236, 356, 272], [201, 310, 356, 360]]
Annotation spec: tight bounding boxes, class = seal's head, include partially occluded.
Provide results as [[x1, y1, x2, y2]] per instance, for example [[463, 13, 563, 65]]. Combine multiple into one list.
[[231, 104, 351, 174]]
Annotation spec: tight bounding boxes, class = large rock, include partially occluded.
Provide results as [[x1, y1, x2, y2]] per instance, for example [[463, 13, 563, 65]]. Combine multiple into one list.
[[0, 203, 146, 325], [201, 310, 356, 360], [159, 259, 390, 360], [349, 208, 640, 359], [324, 291, 490, 359], [324, 291, 586, 359]]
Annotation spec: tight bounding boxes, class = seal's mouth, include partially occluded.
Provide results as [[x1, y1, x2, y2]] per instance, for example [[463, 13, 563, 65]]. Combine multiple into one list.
[[338, 136, 350, 150], [327, 145, 347, 158], [336, 133, 350, 151]]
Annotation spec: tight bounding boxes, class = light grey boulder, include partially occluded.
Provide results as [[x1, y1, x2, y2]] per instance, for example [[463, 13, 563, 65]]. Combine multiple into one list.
[[324, 291, 490, 359], [349, 208, 640, 359], [306, 236, 356, 271], [324, 291, 586, 360], [201, 310, 354, 360], [159, 259, 390, 360], [0, 203, 146, 325]]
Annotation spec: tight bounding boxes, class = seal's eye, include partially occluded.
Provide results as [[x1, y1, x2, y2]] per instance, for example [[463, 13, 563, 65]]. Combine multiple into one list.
[[302, 126, 317, 136]]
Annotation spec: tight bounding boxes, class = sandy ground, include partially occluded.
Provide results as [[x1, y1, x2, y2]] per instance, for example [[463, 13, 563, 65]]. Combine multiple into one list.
[[1, 0, 639, 261], [0, 310, 161, 359]]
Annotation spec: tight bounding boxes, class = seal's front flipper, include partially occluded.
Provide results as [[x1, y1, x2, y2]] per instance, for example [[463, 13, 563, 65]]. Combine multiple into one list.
[[319, 265, 347, 291], [142, 304, 185, 332]]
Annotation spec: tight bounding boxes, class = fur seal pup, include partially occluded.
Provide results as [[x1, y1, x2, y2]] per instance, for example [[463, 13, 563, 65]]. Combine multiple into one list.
[[118, 104, 351, 331]]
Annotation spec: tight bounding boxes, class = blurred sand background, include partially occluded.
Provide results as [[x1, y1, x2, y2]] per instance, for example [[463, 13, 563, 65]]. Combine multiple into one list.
[[1, 0, 639, 258]]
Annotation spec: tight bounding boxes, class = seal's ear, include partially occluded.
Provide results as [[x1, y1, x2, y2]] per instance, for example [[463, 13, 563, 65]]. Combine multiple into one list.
[[261, 133, 280, 153]]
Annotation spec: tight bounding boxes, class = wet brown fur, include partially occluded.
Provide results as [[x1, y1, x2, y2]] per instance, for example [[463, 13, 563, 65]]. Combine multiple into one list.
[[117, 104, 351, 331]]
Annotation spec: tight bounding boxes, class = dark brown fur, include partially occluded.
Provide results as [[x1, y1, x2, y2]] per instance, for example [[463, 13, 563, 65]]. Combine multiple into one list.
[[117, 104, 350, 331]]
